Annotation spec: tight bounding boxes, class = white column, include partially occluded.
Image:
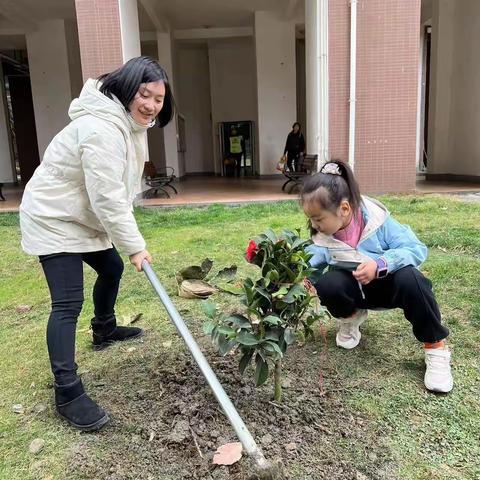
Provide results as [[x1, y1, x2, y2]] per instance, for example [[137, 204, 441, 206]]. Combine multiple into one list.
[[305, 0, 329, 166], [156, 31, 181, 176], [255, 11, 296, 175], [119, 0, 142, 62], [427, 0, 455, 175], [0, 63, 14, 183], [26, 19, 73, 158]]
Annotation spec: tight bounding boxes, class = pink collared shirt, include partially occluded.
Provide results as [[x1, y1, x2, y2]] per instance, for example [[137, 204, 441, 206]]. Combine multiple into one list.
[[333, 211, 365, 248]]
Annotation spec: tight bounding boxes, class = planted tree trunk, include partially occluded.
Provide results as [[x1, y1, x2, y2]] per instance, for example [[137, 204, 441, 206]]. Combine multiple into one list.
[[274, 359, 282, 402]]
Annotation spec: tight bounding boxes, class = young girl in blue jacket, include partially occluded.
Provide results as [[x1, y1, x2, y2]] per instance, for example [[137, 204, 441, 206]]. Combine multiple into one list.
[[302, 160, 453, 393]]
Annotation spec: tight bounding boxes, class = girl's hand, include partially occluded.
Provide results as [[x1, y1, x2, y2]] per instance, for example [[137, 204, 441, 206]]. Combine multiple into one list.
[[352, 260, 377, 285], [129, 249, 153, 272]]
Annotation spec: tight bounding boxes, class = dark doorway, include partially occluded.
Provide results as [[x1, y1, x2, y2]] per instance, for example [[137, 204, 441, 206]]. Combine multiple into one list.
[[219, 121, 255, 177]]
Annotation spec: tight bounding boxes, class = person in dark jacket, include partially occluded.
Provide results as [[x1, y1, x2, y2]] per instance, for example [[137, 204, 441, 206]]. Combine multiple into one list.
[[283, 122, 306, 172]]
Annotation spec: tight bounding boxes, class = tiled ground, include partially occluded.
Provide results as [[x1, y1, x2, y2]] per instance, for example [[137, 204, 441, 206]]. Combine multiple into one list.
[[2, 176, 480, 213]]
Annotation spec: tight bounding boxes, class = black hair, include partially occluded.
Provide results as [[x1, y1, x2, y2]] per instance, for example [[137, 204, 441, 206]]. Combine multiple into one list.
[[300, 160, 362, 235], [98, 56, 175, 127], [292, 122, 301, 130]]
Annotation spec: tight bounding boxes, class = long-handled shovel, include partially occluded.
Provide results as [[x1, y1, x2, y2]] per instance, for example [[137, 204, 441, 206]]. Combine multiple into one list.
[[142, 261, 282, 479]]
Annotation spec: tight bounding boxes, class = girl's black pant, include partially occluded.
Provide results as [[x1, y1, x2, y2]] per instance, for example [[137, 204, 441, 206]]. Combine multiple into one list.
[[313, 266, 449, 343]]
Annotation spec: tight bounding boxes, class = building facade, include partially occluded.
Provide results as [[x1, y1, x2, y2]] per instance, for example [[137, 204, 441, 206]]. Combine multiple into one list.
[[0, 0, 472, 195]]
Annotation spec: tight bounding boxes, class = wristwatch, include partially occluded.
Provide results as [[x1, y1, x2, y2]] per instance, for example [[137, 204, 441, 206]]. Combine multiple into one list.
[[375, 258, 388, 278]]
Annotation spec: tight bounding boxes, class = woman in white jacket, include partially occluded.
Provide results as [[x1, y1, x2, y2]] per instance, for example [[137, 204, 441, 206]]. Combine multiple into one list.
[[20, 56, 174, 431]]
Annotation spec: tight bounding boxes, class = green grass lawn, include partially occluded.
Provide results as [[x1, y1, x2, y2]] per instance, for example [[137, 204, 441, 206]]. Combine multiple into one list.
[[0, 196, 479, 479]]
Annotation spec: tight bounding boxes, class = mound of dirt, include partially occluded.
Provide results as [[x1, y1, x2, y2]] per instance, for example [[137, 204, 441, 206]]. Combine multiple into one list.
[[66, 333, 393, 480]]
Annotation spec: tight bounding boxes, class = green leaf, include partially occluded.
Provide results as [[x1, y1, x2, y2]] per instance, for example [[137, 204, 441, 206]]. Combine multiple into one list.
[[247, 299, 262, 314], [236, 331, 259, 346], [244, 282, 254, 304], [262, 315, 282, 326], [255, 354, 269, 386], [202, 301, 217, 319], [239, 349, 254, 374], [263, 340, 283, 358], [217, 334, 236, 356], [271, 271, 280, 282], [272, 287, 289, 298], [284, 328, 296, 345], [283, 283, 305, 303], [254, 286, 271, 302], [217, 325, 236, 336], [291, 237, 308, 249], [265, 328, 280, 341], [216, 283, 243, 295], [263, 229, 278, 243], [262, 262, 279, 279], [257, 348, 268, 362], [226, 314, 251, 329], [261, 343, 276, 355], [203, 320, 216, 335], [279, 262, 296, 282]]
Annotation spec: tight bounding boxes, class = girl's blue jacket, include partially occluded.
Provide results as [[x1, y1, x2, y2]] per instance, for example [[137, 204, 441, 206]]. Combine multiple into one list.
[[307, 196, 427, 277]]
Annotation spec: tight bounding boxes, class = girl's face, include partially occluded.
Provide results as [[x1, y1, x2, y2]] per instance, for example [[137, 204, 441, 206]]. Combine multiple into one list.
[[293, 124, 300, 133], [129, 81, 165, 125], [303, 199, 352, 235]]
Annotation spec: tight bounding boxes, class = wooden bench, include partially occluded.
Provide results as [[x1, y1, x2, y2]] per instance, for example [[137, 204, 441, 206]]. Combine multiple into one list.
[[281, 154, 318, 193], [143, 162, 177, 199]]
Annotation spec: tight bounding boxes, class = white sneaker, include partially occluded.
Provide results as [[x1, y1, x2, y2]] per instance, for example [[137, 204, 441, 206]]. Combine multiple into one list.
[[424, 348, 453, 393], [336, 309, 368, 350]]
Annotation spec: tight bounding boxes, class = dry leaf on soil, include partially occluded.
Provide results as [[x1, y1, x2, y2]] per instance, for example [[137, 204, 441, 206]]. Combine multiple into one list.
[[212, 442, 243, 466]]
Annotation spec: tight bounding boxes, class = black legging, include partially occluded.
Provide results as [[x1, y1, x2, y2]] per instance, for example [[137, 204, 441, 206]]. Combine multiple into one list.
[[39, 248, 124, 384]]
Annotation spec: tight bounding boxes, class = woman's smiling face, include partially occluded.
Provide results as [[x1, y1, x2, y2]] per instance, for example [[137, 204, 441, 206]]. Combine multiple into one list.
[[129, 81, 165, 125]]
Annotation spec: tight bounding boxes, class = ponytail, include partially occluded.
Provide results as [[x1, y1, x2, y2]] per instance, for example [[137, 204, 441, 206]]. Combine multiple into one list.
[[300, 160, 362, 233]]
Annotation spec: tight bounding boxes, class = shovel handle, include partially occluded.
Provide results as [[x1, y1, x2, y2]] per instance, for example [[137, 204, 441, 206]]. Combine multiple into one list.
[[141, 260, 265, 461]]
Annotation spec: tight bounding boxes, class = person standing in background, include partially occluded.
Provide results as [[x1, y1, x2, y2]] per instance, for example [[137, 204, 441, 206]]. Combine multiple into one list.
[[283, 122, 306, 172]]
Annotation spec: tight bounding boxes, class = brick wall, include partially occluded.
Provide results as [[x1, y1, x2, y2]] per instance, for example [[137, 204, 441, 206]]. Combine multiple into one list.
[[329, 0, 350, 163], [329, 0, 421, 193], [75, 0, 123, 81]]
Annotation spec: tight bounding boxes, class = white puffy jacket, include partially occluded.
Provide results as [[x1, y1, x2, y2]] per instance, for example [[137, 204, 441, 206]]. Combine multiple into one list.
[[20, 79, 151, 256]]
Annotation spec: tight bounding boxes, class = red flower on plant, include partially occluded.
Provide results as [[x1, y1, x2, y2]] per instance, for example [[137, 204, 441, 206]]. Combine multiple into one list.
[[246, 240, 258, 263]]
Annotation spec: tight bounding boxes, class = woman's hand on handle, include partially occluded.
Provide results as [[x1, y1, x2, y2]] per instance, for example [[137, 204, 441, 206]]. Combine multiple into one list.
[[129, 249, 153, 272]]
